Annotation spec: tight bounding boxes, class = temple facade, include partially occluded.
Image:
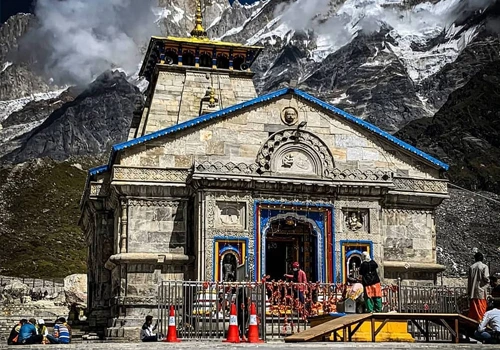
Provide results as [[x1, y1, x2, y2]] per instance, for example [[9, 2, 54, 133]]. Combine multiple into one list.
[[80, 3, 449, 338]]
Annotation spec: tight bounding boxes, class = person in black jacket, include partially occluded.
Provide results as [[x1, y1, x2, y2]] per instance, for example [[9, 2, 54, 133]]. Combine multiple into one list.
[[358, 252, 382, 313], [237, 286, 250, 341]]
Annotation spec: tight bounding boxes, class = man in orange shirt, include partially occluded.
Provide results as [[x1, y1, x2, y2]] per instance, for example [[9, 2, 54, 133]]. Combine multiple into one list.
[[284, 262, 307, 303]]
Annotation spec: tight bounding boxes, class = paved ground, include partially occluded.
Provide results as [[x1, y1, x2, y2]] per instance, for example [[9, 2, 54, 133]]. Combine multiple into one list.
[[0, 342, 496, 350]]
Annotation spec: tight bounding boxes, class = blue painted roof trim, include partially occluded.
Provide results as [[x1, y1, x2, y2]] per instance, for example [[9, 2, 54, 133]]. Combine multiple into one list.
[[294, 90, 449, 170], [86, 87, 448, 183], [89, 164, 109, 176]]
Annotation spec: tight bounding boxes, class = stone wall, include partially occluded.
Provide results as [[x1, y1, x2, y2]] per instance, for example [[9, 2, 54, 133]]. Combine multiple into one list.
[[140, 68, 257, 136], [121, 97, 440, 180], [382, 209, 435, 264], [127, 199, 187, 254]]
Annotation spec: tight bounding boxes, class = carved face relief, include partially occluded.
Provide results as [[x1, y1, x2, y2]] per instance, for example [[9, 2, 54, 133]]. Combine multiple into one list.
[[281, 107, 298, 126]]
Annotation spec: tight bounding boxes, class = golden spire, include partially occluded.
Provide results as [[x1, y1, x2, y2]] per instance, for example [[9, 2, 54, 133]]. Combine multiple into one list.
[[190, 0, 207, 38]]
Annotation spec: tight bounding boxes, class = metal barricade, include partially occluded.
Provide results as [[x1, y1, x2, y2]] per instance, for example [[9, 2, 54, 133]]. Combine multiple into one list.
[[157, 280, 469, 341]]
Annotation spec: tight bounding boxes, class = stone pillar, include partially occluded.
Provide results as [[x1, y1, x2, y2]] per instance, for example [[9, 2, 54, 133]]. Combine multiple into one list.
[[120, 198, 128, 253]]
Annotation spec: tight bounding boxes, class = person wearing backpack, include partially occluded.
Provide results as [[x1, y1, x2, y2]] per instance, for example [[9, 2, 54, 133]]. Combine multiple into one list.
[[359, 251, 382, 313]]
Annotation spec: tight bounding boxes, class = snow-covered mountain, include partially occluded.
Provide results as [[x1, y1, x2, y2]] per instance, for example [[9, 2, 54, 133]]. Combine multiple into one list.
[[2, 0, 499, 152], [0, 0, 500, 278]]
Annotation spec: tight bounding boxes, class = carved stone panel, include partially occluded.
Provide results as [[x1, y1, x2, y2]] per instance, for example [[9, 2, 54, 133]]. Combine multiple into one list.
[[215, 201, 246, 229], [343, 209, 369, 232], [275, 150, 315, 175]]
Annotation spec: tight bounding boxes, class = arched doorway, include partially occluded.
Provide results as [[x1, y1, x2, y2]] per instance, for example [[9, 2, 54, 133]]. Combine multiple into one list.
[[262, 213, 322, 282]]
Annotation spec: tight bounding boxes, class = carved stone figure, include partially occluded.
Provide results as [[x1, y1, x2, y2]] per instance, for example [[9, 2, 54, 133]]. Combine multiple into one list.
[[281, 107, 298, 125], [222, 254, 237, 282], [220, 206, 240, 225], [346, 212, 363, 231]]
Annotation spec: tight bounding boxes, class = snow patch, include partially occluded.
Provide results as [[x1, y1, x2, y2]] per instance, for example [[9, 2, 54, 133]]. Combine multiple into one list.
[[155, 5, 184, 25], [1, 62, 12, 73], [0, 120, 45, 144], [0, 89, 67, 124], [216, 0, 271, 40]]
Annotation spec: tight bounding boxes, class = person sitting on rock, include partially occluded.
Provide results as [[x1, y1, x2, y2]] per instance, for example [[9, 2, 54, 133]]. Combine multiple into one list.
[[47, 317, 71, 344], [18, 318, 43, 344], [37, 319, 49, 344], [7, 319, 23, 345], [140, 315, 158, 342]]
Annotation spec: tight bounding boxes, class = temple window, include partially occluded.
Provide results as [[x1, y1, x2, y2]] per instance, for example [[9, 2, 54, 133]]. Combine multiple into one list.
[[164, 50, 178, 65], [182, 51, 195, 66], [233, 55, 245, 70], [199, 52, 212, 67], [216, 53, 230, 69]]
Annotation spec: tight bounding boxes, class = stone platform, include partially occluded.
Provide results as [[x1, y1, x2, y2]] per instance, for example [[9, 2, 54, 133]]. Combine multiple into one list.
[[0, 342, 495, 350]]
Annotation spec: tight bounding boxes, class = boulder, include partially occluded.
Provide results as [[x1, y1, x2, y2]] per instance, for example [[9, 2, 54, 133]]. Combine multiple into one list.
[[1, 279, 30, 299], [64, 274, 87, 307]]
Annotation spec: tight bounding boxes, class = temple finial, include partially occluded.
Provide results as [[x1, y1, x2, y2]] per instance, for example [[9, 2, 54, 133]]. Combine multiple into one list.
[[191, 0, 207, 38]]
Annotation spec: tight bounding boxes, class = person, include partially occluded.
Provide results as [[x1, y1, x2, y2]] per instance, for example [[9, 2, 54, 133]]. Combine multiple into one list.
[[468, 252, 490, 321], [237, 285, 251, 342], [47, 317, 71, 344], [359, 252, 382, 313], [474, 299, 500, 344], [18, 318, 43, 344], [140, 315, 158, 342], [37, 319, 49, 344], [7, 319, 23, 345], [284, 262, 307, 303]]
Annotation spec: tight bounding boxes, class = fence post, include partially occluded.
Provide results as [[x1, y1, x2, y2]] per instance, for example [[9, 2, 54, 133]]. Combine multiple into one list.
[[260, 282, 266, 342], [397, 277, 402, 313]]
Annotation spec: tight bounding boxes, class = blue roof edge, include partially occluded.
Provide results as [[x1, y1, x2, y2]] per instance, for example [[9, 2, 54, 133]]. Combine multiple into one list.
[[293, 89, 449, 170], [85, 86, 448, 183]]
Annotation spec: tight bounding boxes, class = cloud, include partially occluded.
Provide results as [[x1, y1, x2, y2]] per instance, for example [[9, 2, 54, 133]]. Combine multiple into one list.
[[275, 0, 498, 47], [18, 0, 160, 85]]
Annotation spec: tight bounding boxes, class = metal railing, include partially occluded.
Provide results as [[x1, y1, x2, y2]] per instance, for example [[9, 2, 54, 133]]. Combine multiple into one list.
[[157, 280, 469, 341]]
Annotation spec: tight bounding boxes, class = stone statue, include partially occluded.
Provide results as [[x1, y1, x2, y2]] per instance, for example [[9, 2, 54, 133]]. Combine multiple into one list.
[[222, 254, 237, 282], [346, 212, 363, 231]]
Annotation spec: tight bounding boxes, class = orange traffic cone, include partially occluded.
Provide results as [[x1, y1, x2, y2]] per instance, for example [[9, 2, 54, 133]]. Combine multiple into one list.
[[223, 302, 240, 343], [163, 305, 181, 342], [247, 302, 264, 343]]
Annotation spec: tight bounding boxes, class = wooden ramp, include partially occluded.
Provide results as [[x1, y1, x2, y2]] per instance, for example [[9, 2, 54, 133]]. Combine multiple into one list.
[[284, 313, 371, 342], [285, 313, 481, 343]]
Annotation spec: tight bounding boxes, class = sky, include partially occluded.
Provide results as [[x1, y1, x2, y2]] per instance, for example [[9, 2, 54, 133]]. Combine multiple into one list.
[[1, 0, 35, 23]]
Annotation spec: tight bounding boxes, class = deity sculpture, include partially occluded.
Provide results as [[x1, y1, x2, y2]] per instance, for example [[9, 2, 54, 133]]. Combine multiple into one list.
[[222, 253, 237, 282], [346, 212, 363, 231]]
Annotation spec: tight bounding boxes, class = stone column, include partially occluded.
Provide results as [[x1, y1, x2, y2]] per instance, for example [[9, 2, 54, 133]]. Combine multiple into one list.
[[120, 198, 128, 253]]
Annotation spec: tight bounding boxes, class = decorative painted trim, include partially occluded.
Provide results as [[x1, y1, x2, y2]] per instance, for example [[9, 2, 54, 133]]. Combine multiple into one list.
[[128, 199, 183, 207], [212, 236, 249, 282], [339, 239, 374, 283], [254, 199, 335, 283]]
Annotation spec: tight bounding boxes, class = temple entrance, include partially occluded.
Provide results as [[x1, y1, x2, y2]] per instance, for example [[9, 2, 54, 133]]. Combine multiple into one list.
[[264, 216, 317, 282]]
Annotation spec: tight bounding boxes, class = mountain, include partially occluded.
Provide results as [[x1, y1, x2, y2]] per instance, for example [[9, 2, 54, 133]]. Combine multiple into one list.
[[0, 0, 500, 278], [2, 70, 143, 163], [396, 60, 500, 194]]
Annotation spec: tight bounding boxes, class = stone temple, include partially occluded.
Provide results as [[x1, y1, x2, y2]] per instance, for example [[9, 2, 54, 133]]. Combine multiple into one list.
[[80, 3, 449, 338]]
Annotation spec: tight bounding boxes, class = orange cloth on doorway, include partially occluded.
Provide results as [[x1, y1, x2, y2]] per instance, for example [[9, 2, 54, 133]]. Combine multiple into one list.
[[364, 282, 382, 298], [468, 298, 487, 322]]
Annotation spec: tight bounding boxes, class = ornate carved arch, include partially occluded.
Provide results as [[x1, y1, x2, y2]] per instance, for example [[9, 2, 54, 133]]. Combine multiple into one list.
[[256, 129, 335, 178]]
